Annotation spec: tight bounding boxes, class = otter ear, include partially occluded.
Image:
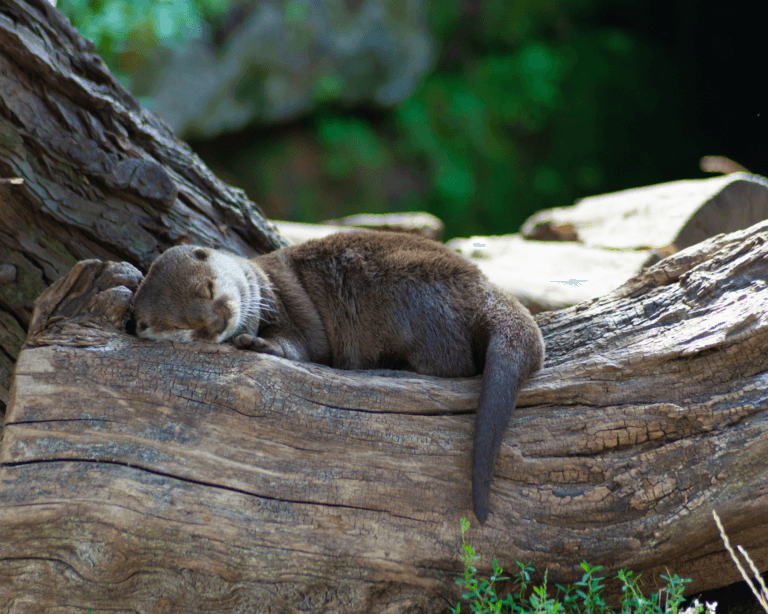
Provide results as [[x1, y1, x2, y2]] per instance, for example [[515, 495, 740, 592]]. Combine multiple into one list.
[[192, 247, 209, 261]]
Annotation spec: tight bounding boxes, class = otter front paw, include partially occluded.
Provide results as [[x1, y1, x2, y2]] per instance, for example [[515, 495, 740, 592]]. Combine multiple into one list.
[[232, 333, 258, 349], [233, 334, 287, 358]]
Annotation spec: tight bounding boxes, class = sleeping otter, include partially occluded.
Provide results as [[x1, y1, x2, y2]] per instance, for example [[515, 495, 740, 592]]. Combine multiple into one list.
[[132, 231, 544, 523]]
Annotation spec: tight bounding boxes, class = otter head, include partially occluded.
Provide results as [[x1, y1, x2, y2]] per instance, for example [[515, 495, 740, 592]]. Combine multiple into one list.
[[133, 246, 260, 343]]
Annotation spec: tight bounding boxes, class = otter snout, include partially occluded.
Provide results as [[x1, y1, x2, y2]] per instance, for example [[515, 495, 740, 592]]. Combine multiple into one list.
[[135, 297, 235, 343]]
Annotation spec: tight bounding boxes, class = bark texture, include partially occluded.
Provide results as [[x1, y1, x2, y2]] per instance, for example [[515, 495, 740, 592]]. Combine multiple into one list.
[[3, 221, 768, 611], [0, 0, 286, 414]]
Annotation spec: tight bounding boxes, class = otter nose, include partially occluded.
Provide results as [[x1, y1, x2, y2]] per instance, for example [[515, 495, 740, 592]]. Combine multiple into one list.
[[135, 319, 148, 336]]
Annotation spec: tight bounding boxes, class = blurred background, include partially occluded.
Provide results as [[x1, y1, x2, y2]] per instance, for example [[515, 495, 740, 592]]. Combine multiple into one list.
[[59, 0, 767, 240]]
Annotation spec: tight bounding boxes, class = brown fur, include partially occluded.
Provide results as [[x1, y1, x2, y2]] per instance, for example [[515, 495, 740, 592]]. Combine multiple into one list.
[[133, 231, 545, 523]]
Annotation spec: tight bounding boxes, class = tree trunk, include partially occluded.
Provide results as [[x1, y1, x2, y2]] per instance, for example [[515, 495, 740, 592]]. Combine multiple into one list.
[[0, 0, 286, 415], [3, 220, 768, 611]]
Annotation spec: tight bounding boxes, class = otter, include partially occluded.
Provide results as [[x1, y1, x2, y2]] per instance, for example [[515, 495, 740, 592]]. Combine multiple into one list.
[[132, 231, 544, 524]]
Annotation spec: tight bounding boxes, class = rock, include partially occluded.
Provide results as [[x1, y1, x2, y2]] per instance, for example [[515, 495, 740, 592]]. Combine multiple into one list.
[[143, 0, 434, 138]]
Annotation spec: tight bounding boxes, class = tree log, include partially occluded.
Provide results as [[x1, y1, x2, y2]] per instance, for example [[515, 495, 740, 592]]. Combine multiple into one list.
[[3, 221, 768, 611], [521, 173, 768, 253], [480, 173, 768, 312]]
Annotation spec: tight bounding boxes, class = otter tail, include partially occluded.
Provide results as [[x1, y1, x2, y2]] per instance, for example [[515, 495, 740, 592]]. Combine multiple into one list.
[[472, 319, 543, 524]]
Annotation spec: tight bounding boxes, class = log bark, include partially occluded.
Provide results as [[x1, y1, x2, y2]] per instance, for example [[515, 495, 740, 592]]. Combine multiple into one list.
[[3, 220, 768, 611], [0, 0, 286, 414]]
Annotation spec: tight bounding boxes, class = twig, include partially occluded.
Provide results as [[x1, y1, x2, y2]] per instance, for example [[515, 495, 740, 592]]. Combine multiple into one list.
[[712, 510, 768, 613]]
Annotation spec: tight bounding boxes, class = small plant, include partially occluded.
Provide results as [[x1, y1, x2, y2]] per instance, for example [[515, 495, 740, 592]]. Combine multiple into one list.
[[571, 561, 609, 614], [453, 516, 512, 613], [453, 518, 713, 614]]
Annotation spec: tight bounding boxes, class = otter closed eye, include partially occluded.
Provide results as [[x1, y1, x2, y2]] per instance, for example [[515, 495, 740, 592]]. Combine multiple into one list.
[[132, 232, 544, 524]]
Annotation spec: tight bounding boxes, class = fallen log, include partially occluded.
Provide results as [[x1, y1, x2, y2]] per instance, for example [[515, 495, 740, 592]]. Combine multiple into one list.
[[450, 173, 768, 313], [3, 220, 768, 611]]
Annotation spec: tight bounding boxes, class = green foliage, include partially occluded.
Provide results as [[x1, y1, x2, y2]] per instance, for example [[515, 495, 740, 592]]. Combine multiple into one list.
[[285, 0, 690, 238], [453, 516, 514, 613], [453, 518, 709, 614], [59, 0, 227, 88], [384, 0, 689, 238], [318, 117, 389, 180]]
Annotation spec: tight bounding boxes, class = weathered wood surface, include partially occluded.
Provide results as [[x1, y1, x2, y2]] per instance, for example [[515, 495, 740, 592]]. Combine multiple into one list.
[[3, 221, 768, 611], [2, 0, 768, 608], [272, 211, 444, 246], [478, 173, 768, 311], [521, 173, 768, 252], [447, 233, 649, 313], [0, 0, 285, 412], [700, 155, 751, 175]]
